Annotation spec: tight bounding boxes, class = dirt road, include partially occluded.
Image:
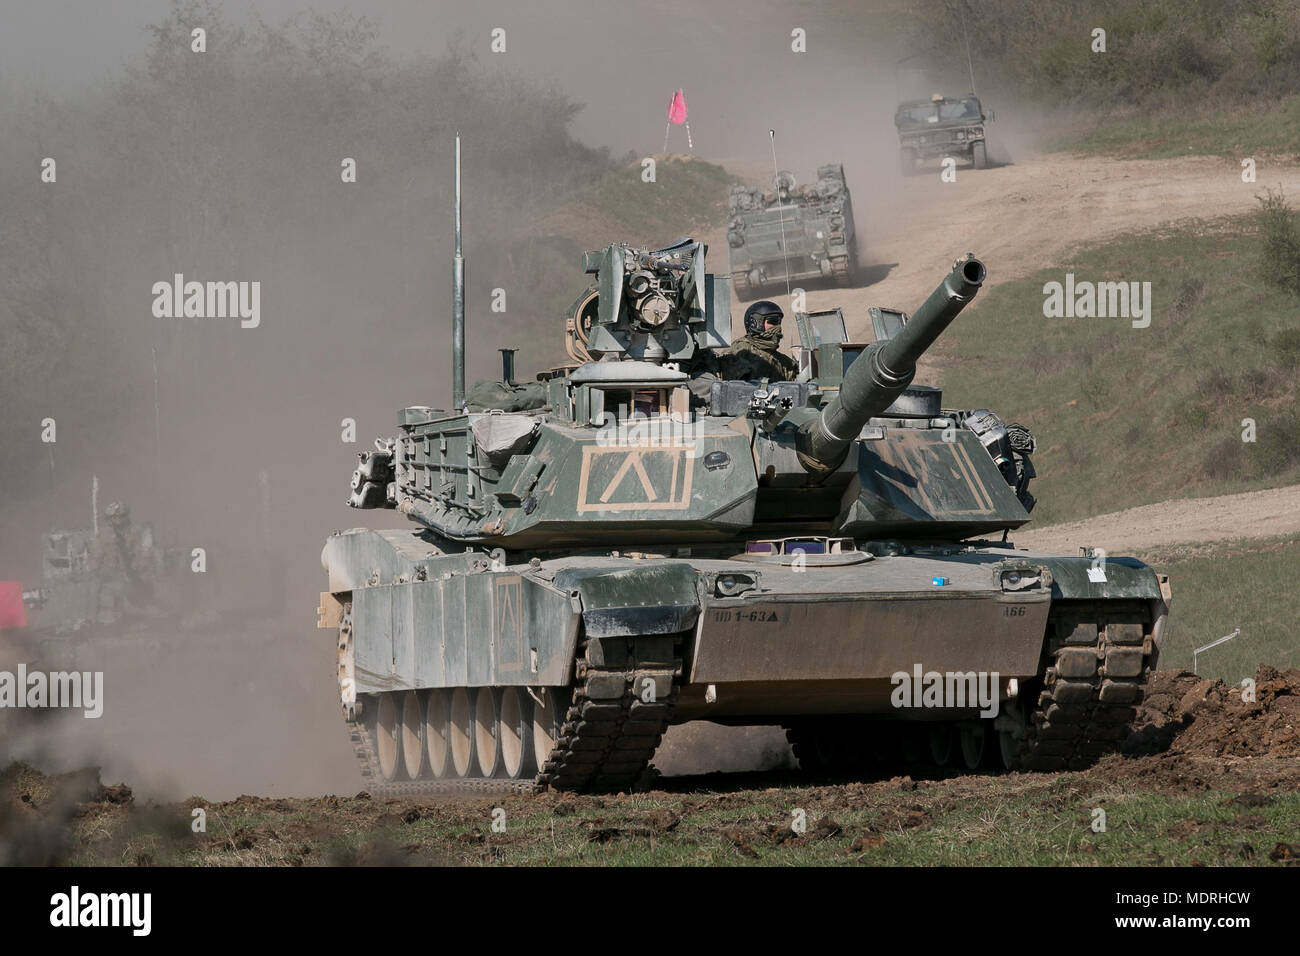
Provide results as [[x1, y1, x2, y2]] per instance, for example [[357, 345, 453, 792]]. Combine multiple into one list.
[[731, 153, 1300, 344], [1015, 483, 1300, 554]]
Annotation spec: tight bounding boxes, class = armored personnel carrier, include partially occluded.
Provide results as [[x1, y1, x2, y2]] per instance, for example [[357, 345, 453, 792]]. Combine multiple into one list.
[[21, 516, 175, 635], [9, 506, 275, 669], [896, 94, 992, 175], [726, 164, 857, 298], [318, 144, 1170, 794]]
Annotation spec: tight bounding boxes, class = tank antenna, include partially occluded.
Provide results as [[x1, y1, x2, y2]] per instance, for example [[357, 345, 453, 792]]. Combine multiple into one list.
[[452, 133, 466, 411], [960, 4, 977, 96], [768, 129, 794, 307]]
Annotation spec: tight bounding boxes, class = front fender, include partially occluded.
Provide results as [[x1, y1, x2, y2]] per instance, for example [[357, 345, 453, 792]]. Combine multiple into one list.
[[553, 562, 701, 637], [1038, 556, 1164, 600]]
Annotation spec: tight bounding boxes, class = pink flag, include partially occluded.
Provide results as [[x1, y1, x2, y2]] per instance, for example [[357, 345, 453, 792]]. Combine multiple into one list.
[[0, 582, 27, 630], [667, 89, 688, 125]]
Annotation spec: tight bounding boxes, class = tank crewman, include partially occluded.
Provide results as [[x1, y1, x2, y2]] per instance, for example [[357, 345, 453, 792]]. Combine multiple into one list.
[[89, 501, 156, 624], [715, 299, 801, 382]]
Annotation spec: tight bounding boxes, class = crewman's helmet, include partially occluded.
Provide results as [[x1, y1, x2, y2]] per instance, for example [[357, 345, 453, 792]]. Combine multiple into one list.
[[743, 300, 784, 335]]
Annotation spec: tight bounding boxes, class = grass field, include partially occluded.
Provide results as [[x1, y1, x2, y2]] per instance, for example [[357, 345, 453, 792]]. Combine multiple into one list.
[[50, 769, 1297, 867], [1044, 96, 1300, 162], [1133, 533, 1300, 683], [938, 214, 1300, 526]]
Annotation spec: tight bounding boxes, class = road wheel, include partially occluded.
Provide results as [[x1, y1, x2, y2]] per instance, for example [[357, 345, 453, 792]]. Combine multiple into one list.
[[448, 687, 475, 777], [959, 721, 991, 770], [972, 141, 988, 169], [929, 723, 957, 766], [498, 686, 536, 779], [375, 692, 404, 782], [425, 689, 451, 778], [474, 687, 502, 777], [785, 723, 829, 773], [400, 691, 426, 780], [998, 700, 1029, 771], [532, 687, 563, 772]]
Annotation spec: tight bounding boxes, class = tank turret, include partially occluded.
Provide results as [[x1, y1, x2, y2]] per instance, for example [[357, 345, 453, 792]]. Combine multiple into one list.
[[796, 255, 985, 474]]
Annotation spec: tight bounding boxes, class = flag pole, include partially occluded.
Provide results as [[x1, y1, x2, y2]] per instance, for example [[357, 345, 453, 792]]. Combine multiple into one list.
[[682, 88, 692, 151]]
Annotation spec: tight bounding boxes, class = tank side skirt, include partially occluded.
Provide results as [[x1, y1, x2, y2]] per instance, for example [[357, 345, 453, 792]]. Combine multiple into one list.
[[349, 573, 576, 691]]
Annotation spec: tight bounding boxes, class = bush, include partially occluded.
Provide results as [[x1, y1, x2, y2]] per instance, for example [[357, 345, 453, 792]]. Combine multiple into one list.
[[909, 0, 1300, 107], [1201, 416, 1300, 482], [1256, 188, 1300, 297]]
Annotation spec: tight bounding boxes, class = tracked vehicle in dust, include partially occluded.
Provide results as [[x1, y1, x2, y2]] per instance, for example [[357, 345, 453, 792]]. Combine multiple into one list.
[[726, 164, 857, 298], [317, 138, 1170, 794]]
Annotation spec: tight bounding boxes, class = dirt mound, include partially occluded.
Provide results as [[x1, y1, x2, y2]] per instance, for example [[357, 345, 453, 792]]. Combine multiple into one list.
[[1126, 665, 1300, 759]]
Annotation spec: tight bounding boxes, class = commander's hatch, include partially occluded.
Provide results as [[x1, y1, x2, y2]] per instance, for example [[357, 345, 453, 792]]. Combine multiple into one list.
[[796, 305, 913, 388], [793, 308, 847, 380], [869, 306, 907, 342]]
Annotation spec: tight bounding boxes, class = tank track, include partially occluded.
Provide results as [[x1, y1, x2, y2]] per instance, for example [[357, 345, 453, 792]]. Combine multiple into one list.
[[1008, 599, 1155, 771], [784, 600, 1157, 775], [830, 255, 851, 286], [536, 632, 683, 792], [341, 632, 683, 797]]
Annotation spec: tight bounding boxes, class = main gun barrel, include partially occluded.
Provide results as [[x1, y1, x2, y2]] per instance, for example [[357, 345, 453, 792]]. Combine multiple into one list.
[[797, 255, 986, 474]]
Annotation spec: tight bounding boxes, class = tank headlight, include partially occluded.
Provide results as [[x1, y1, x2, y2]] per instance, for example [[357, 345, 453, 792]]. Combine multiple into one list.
[[715, 572, 758, 597], [1000, 567, 1046, 591]]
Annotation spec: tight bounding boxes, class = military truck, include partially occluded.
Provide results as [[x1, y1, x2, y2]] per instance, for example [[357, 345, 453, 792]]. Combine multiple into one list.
[[726, 164, 857, 298], [316, 141, 1170, 795], [896, 94, 992, 175]]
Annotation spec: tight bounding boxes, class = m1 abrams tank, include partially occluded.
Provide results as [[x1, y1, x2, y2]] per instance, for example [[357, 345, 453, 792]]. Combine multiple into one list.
[[726, 164, 857, 298], [318, 142, 1170, 795]]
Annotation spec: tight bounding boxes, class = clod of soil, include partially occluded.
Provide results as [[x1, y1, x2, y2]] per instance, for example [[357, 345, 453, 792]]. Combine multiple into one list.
[[1127, 665, 1300, 759], [723, 828, 758, 858]]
